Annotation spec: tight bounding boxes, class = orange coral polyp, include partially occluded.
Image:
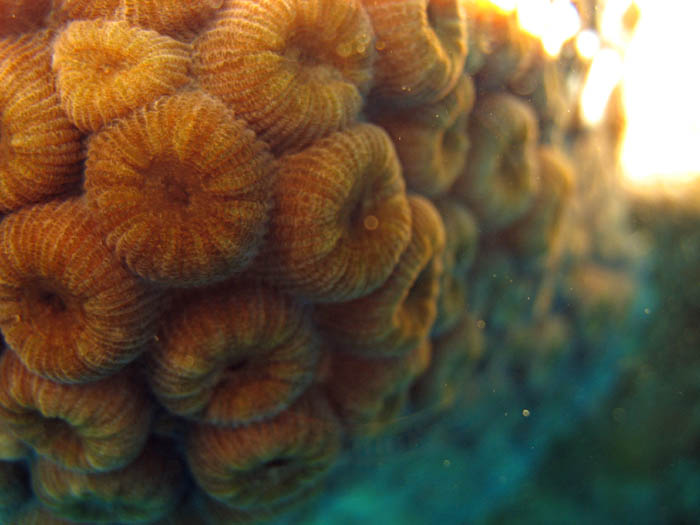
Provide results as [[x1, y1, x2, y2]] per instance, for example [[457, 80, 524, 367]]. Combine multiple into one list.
[[315, 195, 445, 357], [362, 0, 468, 105], [412, 312, 484, 410], [500, 145, 574, 257], [325, 341, 431, 435], [0, 351, 152, 473], [195, 0, 374, 153], [84, 91, 274, 287], [452, 92, 540, 233], [371, 74, 475, 197], [0, 31, 83, 214], [32, 444, 184, 523], [187, 390, 341, 509], [52, 19, 192, 131], [149, 283, 319, 425], [432, 198, 479, 336], [260, 123, 412, 302], [0, 198, 161, 383]]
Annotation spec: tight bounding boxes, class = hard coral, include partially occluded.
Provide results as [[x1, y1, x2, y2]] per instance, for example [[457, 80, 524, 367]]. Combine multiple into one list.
[[371, 74, 476, 197], [315, 195, 445, 357], [432, 197, 479, 336], [0, 0, 52, 36], [452, 92, 540, 233], [195, 0, 374, 153], [0, 460, 30, 522], [0, 0, 582, 521]]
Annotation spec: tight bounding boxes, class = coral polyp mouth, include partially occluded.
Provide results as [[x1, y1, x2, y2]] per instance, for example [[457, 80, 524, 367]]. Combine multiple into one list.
[[144, 159, 195, 208]]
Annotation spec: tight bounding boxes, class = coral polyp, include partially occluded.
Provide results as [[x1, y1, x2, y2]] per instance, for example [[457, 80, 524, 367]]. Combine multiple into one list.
[[0, 198, 161, 383], [32, 444, 184, 523], [371, 74, 476, 197], [84, 91, 274, 286], [0, 31, 83, 214], [0, 351, 152, 473], [315, 195, 445, 357], [362, 0, 468, 105], [52, 19, 191, 131], [148, 282, 319, 425], [187, 390, 341, 509], [260, 123, 412, 302], [195, 0, 375, 152], [453, 92, 540, 233]]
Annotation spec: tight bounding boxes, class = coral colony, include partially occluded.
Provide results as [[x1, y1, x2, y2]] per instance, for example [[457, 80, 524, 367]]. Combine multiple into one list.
[[0, 1, 636, 524]]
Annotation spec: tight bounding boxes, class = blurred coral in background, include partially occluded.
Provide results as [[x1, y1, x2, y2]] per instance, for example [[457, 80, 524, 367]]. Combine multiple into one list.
[[0, 0, 698, 524]]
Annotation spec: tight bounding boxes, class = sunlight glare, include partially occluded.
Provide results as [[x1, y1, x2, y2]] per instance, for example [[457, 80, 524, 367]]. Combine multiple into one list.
[[620, 0, 700, 185]]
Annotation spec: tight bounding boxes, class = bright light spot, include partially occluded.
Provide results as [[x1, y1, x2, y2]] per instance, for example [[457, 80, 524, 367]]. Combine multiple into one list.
[[540, 0, 581, 57], [515, 0, 548, 39], [522, 409, 531, 417], [620, 0, 700, 185], [471, 0, 580, 57], [600, 0, 636, 47], [515, 0, 580, 57], [576, 29, 600, 60], [580, 48, 623, 125]]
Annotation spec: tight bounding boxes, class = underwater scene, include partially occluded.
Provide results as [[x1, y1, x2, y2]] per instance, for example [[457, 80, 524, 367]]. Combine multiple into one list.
[[1, 0, 699, 523]]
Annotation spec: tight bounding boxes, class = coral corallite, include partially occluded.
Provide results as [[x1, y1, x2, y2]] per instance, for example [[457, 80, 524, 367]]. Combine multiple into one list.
[[371, 74, 476, 198], [362, 0, 468, 105], [325, 341, 432, 436], [260, 123, 412, 302], [32, 443, 184, 523], [452, 92, 540, 233], [432, 197, 479, 336], [149, 282, 319, 425], [0, 198, 161, 383], [52, 19, 192, 131], [0, 351, 152, 473], [195, 0, 375, 153], [0, 31, 83, 214], [0, 0, 52, 36], [0, 460, 30, 521], [187, 389, 341, 509], [84, 91, 274, 287], [315, 195, 446, 357], [120, 0, 225, 40]]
